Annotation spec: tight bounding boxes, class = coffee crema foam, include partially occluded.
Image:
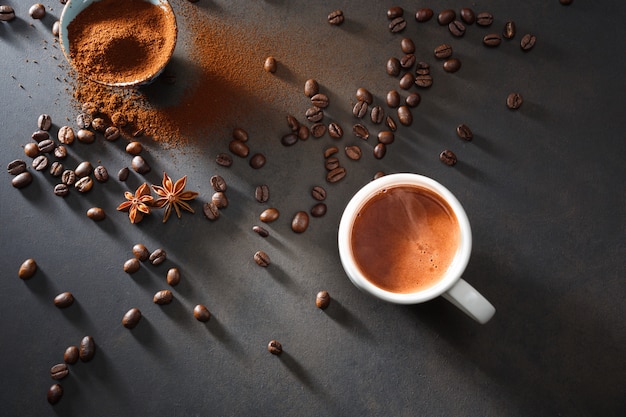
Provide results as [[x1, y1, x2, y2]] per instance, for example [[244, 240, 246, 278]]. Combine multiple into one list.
[[350, 185, 460, 294]]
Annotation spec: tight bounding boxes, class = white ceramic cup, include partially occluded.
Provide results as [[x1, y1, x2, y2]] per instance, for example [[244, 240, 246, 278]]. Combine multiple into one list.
[[338, 173, 495, 324]]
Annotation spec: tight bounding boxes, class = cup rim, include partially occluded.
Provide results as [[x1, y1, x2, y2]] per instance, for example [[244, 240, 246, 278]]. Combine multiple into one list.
[[59, 0, 178, 88], [337, 173, 472, 304]]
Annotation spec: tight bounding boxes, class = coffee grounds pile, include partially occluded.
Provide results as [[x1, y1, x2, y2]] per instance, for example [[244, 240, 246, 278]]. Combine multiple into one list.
[[68, 0, 177, 86]]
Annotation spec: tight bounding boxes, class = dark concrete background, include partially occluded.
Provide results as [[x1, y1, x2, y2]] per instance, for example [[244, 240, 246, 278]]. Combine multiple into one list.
[[1, 1, 624, 416]]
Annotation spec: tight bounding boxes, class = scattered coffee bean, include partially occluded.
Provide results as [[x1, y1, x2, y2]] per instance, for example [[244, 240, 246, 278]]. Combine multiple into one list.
[[212, 191, 228, 209], [255, 185, 270, 203], [328, 122, 343, 139], [456, 124, 473, 141], [210, 175, 227, 192], [61, 170, 75, 185], [304, 79, 319, 98], [202, 201, 220, 220], [476, 11, 494, 26], [400, 53, 416, 69], [406, 92, 421, 107], [29, 3, 46, 19], [252, 225, 270, 238], [93, 165, 108, 182], [24, 143, 40, 158], [437, 9, 456, 25], [104, 126, 120, 141], [448, 20, 466, 37], [311, 186, 327, 201], [386, 90, 401, 108], [232, 127, 248, 142], [122, 308, 142, 329], [373, 171, 386, 180], [54, 183, 69, 197], [193, 305, 211, 322], [415, 74, 433, 88], [216, 153, 233, 167], [460, 8, 476, 24], [291, 211, 309, 233], [560, 0, 573, 5], [165, 268, 180, 286], [81, 102, 99, 116], [53, 292, 74, 309], [520, 33, 536, 51], [443, 58, 462, 73], [260, 207, 279, 222], [267, 340, 282, 355], [0, 5, 16, 21], [434, 43, 453, 59], [387, 6, 403, 19], [74, 161, 92, 178], [47, 384, 63, 405], [439, 149, 458, 166], [254, 250, 271, 267], [400, 37, 415, 54], [325, 157, 340, 171], [416, 61, 431, 75], [131, 155, 151, 174], [310, 123, 326, 138], [305, 106, 324, 123], [297, 124, 310, 141], [79, 336, 95, 362], [50, 363, 69, 380], [154, 289, 173, 305], [310, 202, 327, 217], [76, 129, 95, 144], [87, 207, 105, 221], [124, 258, 140, 274], [311, 93, 329, 108], [74, 176, 93, 193], [397, 105, 412, 125], [38, 139, 55, 153], [385, 115, 397, 131], [386, 57, 401, 76], [32, 155, 49, 171], [32, 130, 50, 142], [280, 133, 298, 147], [483, 33, 502, 47], [374, 143, 387, 159], [503, 21, 516, 39], [117, 166, 130, 181], [286, 115, 299, 132], [377, 131, 395, 145], [7, 159, 27, 175], [263, 56, 277, 73], [64, 346, 79, 364], [352, 123, 369, 140], [388, 17, 406, 33], [75, 113, 92, 129], [132, 243, 150, 261], [352, 100, 368, 118], [315, 290, 331, 309], [126, 141, 142, 155], [149, 248, 167, 265], [415, 7, 433, 22], [18, 258, 37, 279], [53, 145, 67, 159], [506, 92, 523, 109], [326, 166, 347, 183], [327, 9, 344, 25], [345, 145, 362, 160], [37, 114, 52, 131], [399, 72, 415, 90], [229, 139, 249, 158], [323, 146, 339, 158], [91, 117, 106, 132], [249, 153, 266, 169]]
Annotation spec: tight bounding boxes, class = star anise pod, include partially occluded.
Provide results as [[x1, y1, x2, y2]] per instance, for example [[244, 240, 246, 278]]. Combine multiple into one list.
[[151, 172, 199, 223], [116, 183, 154, 224]]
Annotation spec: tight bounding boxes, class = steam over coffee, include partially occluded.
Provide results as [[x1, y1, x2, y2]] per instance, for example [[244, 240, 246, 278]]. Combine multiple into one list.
[[350, 185, 460, 293]]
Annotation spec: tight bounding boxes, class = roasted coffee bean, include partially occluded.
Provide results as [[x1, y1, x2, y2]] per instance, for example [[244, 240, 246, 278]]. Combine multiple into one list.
[[216, 153, 233, 167], [415, 7, 433, 22], [267, 340, 282, 355], [54, 145, 67, 159], [386, 57, 401, 76], [64, 346, 79, 364], [154, 289, 173, 305], [415, 74, 433, 88], [18, 258, 37, 279], [310, 123, 326, 138], [345, 145, 362, 160], [323, 146, 339, 158], [32, 155, 49, 171], [263, 56, 277, 73], [397, 105, 412, 126], [93, 165, 108, 182], [386, 90, 401, 108], [328, 122, 343, 139], [400, 53, 416, 69], [252, 225, 270, 238], [111, 112, 127, 127], [32, 130, 50, 142], [125, 141, 142, 155], [434, 43, 453, 59], [91, 117, 106, 132], [229, 139, 249, 158], [352, 124, 369, 140], [304, 79, 319, 98], [385, 115, 398, 131], [210, 175, 227, 192], [327, 9, 344, 25], [291, 211, 309, 233], [506, 92, 523, 109], [439, 149, 458, 166], [87, 207, 105, 221], [387, 6, 403, 19], [325, 157, 340, 171], [149, 248, 167, 265], [254, 250, 271, 267], [81, 102, 99, 116], [249, 153, 266, 169], [456, 124, 473, 141], [122, 308, 142, 329], [400, 37, 415, 54], [61, 170, 75, 185], [416, 61, 431, 75], [47, 384, 63, 405], [374, 143, 387, 159], [29, 3, 46, 19], [75, 161, 92, 177], [117, 166, 130, 181], [406, 93, 421, 107], [260, 207, 279, 222], [76, 113, 92, 129], [316, 290, 331, 309], [124, 258, 140, 274], [132, 243, 149, 261], [77, 129, 95, 144], [286, 115, 300, 132], [399, 72, 415, 90], [79, 336, 95, 362], [131, 155, 151, 174], [74, 176, 93, 193], [104, 126, 120, 141], [280, 133, 298, 147], [377, 131, 395, 145], [448, 20, 466, 37], [373, 171, 386, 180], [52, 21, 60, 36], [38, 114, 52, 131], [49, 162, 63, 177], [326, 166, 346, 183], [352, 100, 368, 118], [560, 0, 573, 5], [311, 186, 327, 201], [483, 33, 502, 47], [50, 363, 69, 380], [297, 125, 310, 140], [310, 202, 327, 217], [311, 93, 329, 108], [212, 191, 228, 209], [476, 12, 494, 26], [0, 5, 16, 21], [24, 143, 40, 158], [203, 201, 220, 220], [7, 159, 27, 175], [437, 9, 456, 25], [389, 17, 406, 33], [54, 183, 69, 197], [503, 21, 516, 39], [305, 106, 324, 123], [443, 58, 462, 73], [38, 139, 55, 153], [232, 127, 249, 142], [255, 184, 270, 203], [460, 7, 476, 24], [520, 33, 536, 51], [54, 292, 74, 309], [355, 88, 373, 105], [165, 268, 180, 286], [193, 305, 211, 322]]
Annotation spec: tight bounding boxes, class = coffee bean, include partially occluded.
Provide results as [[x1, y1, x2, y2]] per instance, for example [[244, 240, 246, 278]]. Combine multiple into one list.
[[283, 115, 299, 133], [326, 166, 346, 183], [305, 106, 324, 123], [560, 0, 573, 5], [154, 289, 173, 305], [77, 129, 95, 144], [74, 176, 93, 193], [60, 170, 75, 186], [443, 58, 462, 73], [345, 145, 362, 160], [405, 93, 421, 107], [54, 183, 69, 197], [310, 123, 326, 138], [79, 336, 95, 362], [328, 122, 343, 139], [260, 207, 279, 222], [229, 139, 249, 158], [503, 21, 516, 39], [279, 132, 298, 147], [24, 143, 40, 158], [323, 146, 339, 158], [520, 33, 536, 51], [437, 9, 456, 25], [104, 126, 120, 141], [267, 340, 282, 355], [231, 127, 249, 143], [397, 105, 412, 126], [64, 346, 79, 364], [122, 308, 142, 329], [7, 159, 27, 175], [325, 157, 340, 171], [434, 43, 453, 59], [311, 185, 327, 201], [263, 56, 277, 73], [87, 207, 106, 221], [448, 20, 466, 37], [483, 33, 502, 47], [216, 153, 233, 167], [328, 9, 344, 25], [254, 250, 271, 267], [377, 131, 395, 145], [29, 3, 46, 19], [252, 225, 269, 238], [316, 290, 331, 309], [125, 141, 142, 155], [387, 6, 403, 19], [93, 165, 108, 182], [415, 8, 433, 22], [74, 161, 92, 178], [52, 21, 60, 37], [399, 72, 415, 90], [38, 139, 55, 153], [149, 248, 167, 265], [54, 292, 74, 309], [91, 117, 106, 132], [400, 53, 416, 69], [310, 202, 327, 217], [212, 191, 228, 209], [54, 145, 67, 159], [132, 243, 150, 261], [38, 114, 52, 131], [249, 153, 266, 169], [352, 124, 369, 140], [193, 305, 211, 322], [439, 149, 458, 166], [131, 155, 151, 174], [389, 17, 406, 33], [32, 130, 50, 142], [460, 8, 476, 24], [355, 88, 373, 105], [400, 37, 415, 54], [291, 211, 309, 233], [255, 185, 270, 203], [386, 90, 401, 108], [203, 201, 220, 220], [81, 102, 99, 116], [415, 74, 433, 88], [47, 384, 63, 405], [374, 143, 386, 159], [352, 100, 368, 118], [386, 57, 401, 76], [75, 113, 92, 129], [385, 116, 398, 132], [209, 175, 226, 192], [311, 93, 329, 108], [476, 12, 494, 26], [50, 363, 69, 381], [373, 171, 386, 180], [32, 155, 48, 171], [117, 167, 130, 181], [416, 61, 431, 75], [0, 5, 16, 21], [456, 124, 473, 141], [506, 92, 523, 109], [18, 258, 37, 279], [124, 258, 140, 274], [303, 79, 320, 99]]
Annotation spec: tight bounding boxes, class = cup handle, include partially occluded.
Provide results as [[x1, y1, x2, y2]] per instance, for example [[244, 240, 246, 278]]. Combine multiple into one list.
[[441, 279, 496, 324]]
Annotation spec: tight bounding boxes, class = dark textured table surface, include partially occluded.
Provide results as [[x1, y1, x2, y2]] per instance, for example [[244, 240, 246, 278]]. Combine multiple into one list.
[[1, 1, 624, 416]]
